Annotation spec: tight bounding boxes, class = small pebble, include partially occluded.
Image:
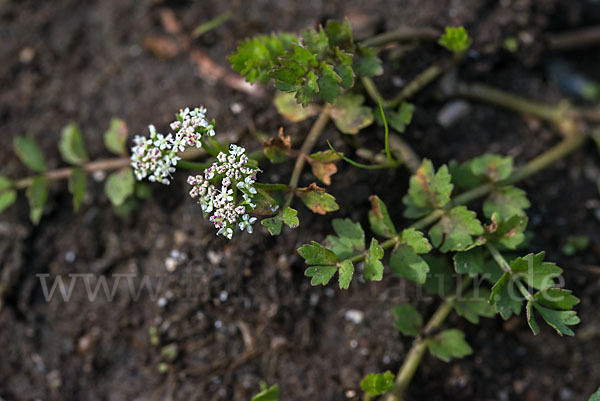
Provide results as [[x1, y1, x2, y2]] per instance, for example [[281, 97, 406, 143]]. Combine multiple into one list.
[[19, 47, 35, 63], [437, 100, 471, 128], [65, 250, 76, 263], [344, 309, 364, 324], [230, 102, 244, 114], [165, 257, 177, 272]]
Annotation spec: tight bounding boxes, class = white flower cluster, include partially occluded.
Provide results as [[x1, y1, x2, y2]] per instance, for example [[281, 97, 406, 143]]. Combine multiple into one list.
[[130, 107, 215, 185], [188, 145, 259, 239]]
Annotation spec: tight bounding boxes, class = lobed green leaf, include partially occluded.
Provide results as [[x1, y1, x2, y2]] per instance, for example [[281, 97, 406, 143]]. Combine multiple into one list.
[[105, 168, 135, 207], [509, 251, 562, 290], [59, 123, 89, 165], [360, 371, 395, 397], [104, 118, 129, 155], [403, 159, 453, 218], [438, 26, 472, 53], [368, 195, 397, 238], [427, 329, 473, 362], [338, 259, 354, 289], [483, 186, 530, 220], [329, 93, 374, 135], [364, 238, 384, 281], [298, 241, 339, 266], [68, 167, 87, 212], [26, 176, 49, 225], [392, 304, 423, 337], [429, 206, 484, 252], [14, 136, 47, 172]]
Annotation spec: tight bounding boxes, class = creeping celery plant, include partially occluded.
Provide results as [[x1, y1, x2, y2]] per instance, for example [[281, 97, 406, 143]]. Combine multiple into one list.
[[1, 20, 590, 401]]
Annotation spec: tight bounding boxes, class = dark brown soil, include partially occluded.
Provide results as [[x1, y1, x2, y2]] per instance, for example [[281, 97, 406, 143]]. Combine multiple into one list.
[[1, 1, 599, 400]]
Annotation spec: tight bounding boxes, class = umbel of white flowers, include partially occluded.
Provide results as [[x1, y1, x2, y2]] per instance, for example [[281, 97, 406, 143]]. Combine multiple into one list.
[[188, 144, 259, 239], [130, 107, 215, 185]]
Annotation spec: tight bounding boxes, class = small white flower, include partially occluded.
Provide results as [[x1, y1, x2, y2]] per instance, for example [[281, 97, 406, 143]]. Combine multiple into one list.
[[187, 144, 260, 239]]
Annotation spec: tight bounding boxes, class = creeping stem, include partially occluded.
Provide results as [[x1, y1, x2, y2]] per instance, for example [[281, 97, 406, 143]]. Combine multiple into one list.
[[384, 277, 472, 401], [15, 157, 130, 190], [360, 26, 440, 48], [282, 106, 331, 209], [349, 132, 586, 266]]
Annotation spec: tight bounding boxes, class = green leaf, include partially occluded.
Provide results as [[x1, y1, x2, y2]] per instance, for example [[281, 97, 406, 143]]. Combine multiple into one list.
[[509, 251, 562, 290], [364, 238, 384, 281], [454, 288, 496, 324], [325, 19, 353, 49], [26, 176, 49, 225], [533, 288, 580, 310], [484, 213, 527, 250], [330, 94, 374, 135], [360, 371, 395, 397], [14, 136, 47, 172], [0, 175, 13, 192], [291, 44, 318, 70], [251, 187, 283, 216], [490, 272, 523, 319], [310, 150, 342, 163], [403, 159, 453, 218], [453, 247, 485, 277], [392, 304, 422, 337], [274, 92, 319, 121], [230, 33, 297, 84], [422, 255, 455, 296], [429, 206, 484, 252], [368, 195, 397, 238], [353, 44, 383, 77], [298, 241, 339, 266], [251, 384, 279, 401], [376, 102, 414, 133], [104, 118, 128, 155], [135, 183, 152, 199], [296, 183, 339, 215], [282, 207, 299, 228], [529, 301, 580, 336], [438, 26, 472, 53], [334, 63, 354, 89], [390, 245, 429, 284], [68, 167, 86, 211], [526, 300, 540, 335], [588, 387, 600, 401], [448, 159, 482, 190], [263, 129, 292, 164], [261, 215, 283, 235], [0, 189, 17, 213], [302, 26, 329, 59], [427, 329, 473, 362], [562, 235, 590, 256], [317, 64, 342, 103], [483, 186, 530, 220], [325, 218, 365, 260], [389, 102, 415, 133], [59, 123, 88, 165], [470, 154, 513, 182], [305, 265, 338, 286], [338, 259, 354, 290], [105, 168, 135, 207], [399, 228, 432, 254]]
